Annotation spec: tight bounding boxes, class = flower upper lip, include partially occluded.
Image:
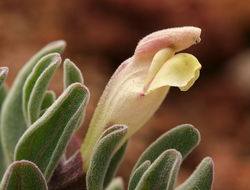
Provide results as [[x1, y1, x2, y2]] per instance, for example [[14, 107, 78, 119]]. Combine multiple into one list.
[[135, 26, 201, 58]]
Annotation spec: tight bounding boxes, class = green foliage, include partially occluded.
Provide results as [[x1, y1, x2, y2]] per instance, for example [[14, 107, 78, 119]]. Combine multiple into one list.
[[0, 69, 8, 179], [63, 59, 85, 131], [0, 68, 8, 87], [41, 91, 56, 111], [135, 149, 181, 190], [0, 160, 47, 190], [103, 141, 128, 188], [0, 87, 7, 114], [0, 41, 214, 190], [63, 59, 84, 89], [86, 125, 128, 190], [86, 124, 213, 190], [128, 161, 151, 190], [1, 41, 66, 163], [15, 83, 89, 181], [132, 124, 200, 172], [23, 53, 61, 125], [176, 157, 214, 190]]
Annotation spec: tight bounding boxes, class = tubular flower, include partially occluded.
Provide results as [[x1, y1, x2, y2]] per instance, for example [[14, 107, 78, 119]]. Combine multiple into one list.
[[81, 26, 202, 171]]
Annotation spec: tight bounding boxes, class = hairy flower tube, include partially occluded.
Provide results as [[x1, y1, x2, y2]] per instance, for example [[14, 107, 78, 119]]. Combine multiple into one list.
[[81, 26, 202, 171]]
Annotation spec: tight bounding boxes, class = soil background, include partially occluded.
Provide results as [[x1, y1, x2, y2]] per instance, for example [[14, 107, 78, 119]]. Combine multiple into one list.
[[1, 0, 250, 189]]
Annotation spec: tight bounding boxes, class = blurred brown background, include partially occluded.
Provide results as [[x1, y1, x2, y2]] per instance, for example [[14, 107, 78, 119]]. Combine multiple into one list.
[[1, 0, 250, 189]]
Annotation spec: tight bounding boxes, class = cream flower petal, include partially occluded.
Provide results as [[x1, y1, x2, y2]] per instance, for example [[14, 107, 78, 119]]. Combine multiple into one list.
[[134, 26, 201, 60]]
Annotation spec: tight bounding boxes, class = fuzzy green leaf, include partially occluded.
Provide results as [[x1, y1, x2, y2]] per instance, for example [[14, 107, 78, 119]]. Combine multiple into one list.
[[23, 53, 61, 124], [167, 154, 182, 190], [176, 157, 214, 190], [105, 177, 124, 190], [41, 91, 56, 111], [133, 124, 200, 173], [0, 86, 7, 178], [63, 59, 84, 89], [0, 69, 8, 178], [40, 91, 56, 117], [128, 160, 151, 190], [0, 86, 7, 112], [63, 59, 85, 130], [135, 149, 182, 190], [1, 41, 66, 163], [104, 141, 128, 188], [14, 83, 89, 181], [0, 160, 48, 190], [86, 125, 128, 190], [0, 67, 8, 87]]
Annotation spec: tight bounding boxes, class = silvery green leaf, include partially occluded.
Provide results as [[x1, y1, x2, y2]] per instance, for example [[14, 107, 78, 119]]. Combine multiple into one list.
[[104, 141, 128, 188], [135, 149, 182, 190], [63, 59, 85, 130], [128, 160, 151, 190], [23, 53, 61, 124], [0, 86, 7, 116], [87, 125, 127, 190], [0, 160, 47, 190], [41, 90, 56, 111], [133, 124, 200, 173], [0, 85, 7, 178], [176, 157, 214, 190], [14, 83, 89, 181], [0, 67, 8, 87], [1, 41, 66, 163], [63, 59, 84, 89]]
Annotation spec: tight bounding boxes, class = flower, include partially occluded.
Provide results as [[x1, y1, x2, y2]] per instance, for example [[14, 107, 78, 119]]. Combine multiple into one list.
[[81, 26, 202, 171]]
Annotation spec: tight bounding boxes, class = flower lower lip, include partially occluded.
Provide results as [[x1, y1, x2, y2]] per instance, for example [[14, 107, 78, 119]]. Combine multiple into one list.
[[143, 48, 175, 93]]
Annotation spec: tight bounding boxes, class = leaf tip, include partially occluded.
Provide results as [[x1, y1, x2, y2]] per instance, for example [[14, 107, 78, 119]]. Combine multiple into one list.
[[182, 123, 201, 144], [46, 40, 66, 51], [0, 67, 8, 76]]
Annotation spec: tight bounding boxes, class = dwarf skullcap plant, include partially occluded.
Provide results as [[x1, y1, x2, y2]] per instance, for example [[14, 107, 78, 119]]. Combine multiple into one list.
[[0, 26, 214, 190]]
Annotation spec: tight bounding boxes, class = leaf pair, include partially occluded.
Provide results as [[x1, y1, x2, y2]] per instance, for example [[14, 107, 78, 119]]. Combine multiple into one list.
[[128, 124, 213, 190], [22, 53, 61, 125]]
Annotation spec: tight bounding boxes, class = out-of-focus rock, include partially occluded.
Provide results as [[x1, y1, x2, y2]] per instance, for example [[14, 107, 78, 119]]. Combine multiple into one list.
[[226, 50, 250, 95]]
